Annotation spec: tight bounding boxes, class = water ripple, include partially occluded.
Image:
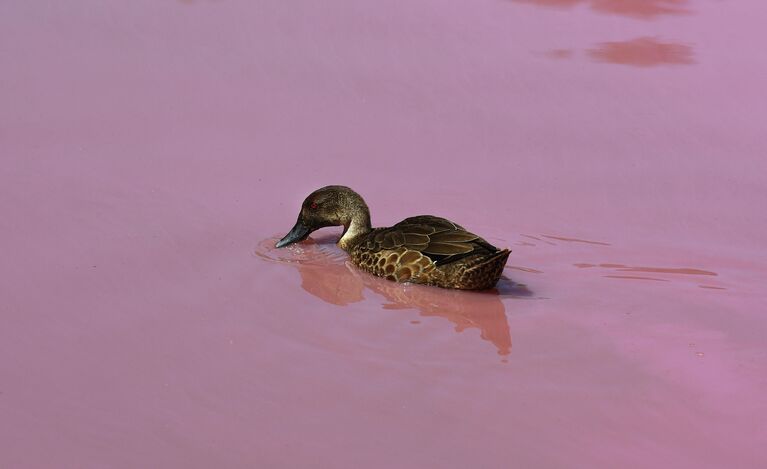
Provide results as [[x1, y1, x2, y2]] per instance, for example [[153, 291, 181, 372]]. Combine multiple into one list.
[[254, 235, 348, 267]]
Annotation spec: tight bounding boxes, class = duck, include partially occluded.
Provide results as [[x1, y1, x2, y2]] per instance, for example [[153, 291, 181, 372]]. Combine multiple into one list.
[[275, 185, 511, 290]]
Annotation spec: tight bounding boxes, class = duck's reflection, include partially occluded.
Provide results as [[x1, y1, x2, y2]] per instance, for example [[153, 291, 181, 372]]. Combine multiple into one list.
[[261, 235, 526, 356], [301, 261, 520, 355]]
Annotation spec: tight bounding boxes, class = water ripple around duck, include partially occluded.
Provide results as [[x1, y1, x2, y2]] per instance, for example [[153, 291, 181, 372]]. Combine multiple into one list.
[[254, 235, 348, 267]]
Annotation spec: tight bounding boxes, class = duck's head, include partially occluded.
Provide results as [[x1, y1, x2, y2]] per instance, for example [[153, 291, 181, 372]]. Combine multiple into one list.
[[275, 185, 371, 249]]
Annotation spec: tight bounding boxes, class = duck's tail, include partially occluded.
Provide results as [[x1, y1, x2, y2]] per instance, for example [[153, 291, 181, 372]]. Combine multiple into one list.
[[457, 249, 511, 290]]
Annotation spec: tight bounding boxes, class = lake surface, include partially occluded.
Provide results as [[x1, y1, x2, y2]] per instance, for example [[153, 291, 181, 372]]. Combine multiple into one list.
[[2, 1, 766, 467]]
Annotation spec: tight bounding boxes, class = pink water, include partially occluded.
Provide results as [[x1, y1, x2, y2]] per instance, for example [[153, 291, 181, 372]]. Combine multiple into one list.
[[2, 1, 766, 467]]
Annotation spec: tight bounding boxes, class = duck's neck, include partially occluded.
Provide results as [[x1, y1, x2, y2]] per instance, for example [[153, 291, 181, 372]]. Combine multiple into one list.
[[338, 210, 371, 251]]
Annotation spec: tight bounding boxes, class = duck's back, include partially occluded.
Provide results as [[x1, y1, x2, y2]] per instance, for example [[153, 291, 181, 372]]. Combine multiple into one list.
[[348, 215, 510, 290]]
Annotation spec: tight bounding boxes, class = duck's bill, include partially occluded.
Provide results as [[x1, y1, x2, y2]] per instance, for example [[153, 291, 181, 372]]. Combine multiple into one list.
[[275, 220, 312, 248]]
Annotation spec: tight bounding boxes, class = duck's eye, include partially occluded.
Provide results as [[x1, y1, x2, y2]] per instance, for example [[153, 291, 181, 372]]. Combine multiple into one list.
[[310, 202, 318, 209]]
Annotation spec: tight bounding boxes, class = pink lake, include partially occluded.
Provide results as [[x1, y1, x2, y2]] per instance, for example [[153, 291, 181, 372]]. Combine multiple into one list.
[[2, 0, 766, 467]]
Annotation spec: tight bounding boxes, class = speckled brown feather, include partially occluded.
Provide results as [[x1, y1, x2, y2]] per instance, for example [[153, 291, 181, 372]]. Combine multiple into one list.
[[349, 215, 510, 290]]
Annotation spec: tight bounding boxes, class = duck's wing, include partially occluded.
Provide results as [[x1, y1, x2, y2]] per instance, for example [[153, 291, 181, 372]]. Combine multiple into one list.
[[365, 215, 501, 265]]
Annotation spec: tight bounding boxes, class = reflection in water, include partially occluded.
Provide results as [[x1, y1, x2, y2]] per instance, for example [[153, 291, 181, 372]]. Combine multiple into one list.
[[588, 37, 694, 67], [522, 234, 556, 245], [541, 234, 611, 246], [512, 0, 690, 19], [256, 236, 529, 356], [605, 275, 668, 282], [591, 0, 690, 18], [507, 265, 544, 274], [305, 262, 515, 356], [619, 266, 714, 275], [576, 263, 716, 276], [577, 262, 725, 287]]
